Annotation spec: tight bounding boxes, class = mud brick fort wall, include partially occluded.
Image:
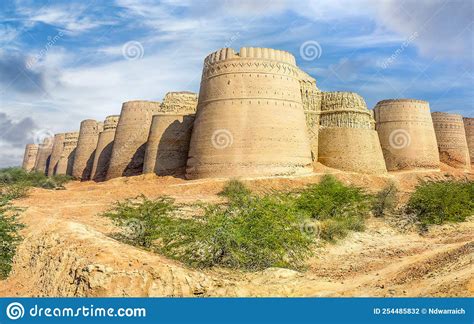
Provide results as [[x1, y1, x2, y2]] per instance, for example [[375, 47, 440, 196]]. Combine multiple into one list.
[[90, 115, 120, 181], [318, 92, 387, 174], [374, 99, 440, 171], [186, 47, 313, 179], [432, 112, 471, 170]]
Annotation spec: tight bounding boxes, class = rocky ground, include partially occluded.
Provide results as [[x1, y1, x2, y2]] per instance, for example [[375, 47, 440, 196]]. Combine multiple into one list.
[[0, 163, 473, 297]]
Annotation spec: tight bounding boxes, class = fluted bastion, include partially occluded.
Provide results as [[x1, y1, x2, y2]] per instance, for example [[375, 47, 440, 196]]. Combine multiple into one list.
[[72, 119, 103, 180], [22, 144, 39, 172], [34, 137, 54, 175], [144, 114, 195, 176], [318, 92, 387, 174], [374, 99, 440, 171], [464, 117, 474, 165], [55, 132, 79, 175], [186, 47, 313, 179], [299, 70, 321, 162], [432, 112, 471, 170], [106, 101, 162, 180], [91, 115, 120, 182], [47, 133, 66, 176]]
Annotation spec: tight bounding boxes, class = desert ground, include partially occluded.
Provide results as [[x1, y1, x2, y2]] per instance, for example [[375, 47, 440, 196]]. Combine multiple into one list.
[[1, 163, 473, 297]]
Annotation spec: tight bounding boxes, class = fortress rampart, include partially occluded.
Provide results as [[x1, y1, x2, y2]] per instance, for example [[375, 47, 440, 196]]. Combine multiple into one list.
[[91, 115, 120, 181], [318, 92, 387, 174], [432, 112, 471, 170], [464, 117, 474, 165], [374, 99, 440, 171], [72, 119, 103, 180], [144, 114, 195, 176], [299, 70, 321, 162], [22, 144, 39, 172], [106, 101, 162, 180], [160, 91, 198, 114], [48, 133, 66, 176], [55, 132, 79, 175], [186, 47, 313, 179], [34, 137, 54, 175]]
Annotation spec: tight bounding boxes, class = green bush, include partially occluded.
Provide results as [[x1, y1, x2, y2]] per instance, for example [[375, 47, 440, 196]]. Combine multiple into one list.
[[406, 180, 474, 226], [0, 167, 72, 190], [372, 182, 398, 218], [295, 175, 371, 241]]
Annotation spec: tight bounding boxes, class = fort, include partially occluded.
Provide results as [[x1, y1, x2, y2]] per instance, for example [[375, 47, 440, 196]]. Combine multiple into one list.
[[33, 137, 54, 175], [432, 112, 471, 170], [22, 144, 39, 172], [106, 101, 162, 180], [186, 47, 313, 179], [72, 119, 103, 180], [464, 117, 474, 165], [374, 99, 440, 171], [48, 133, 66, 176], [90, 115, 120, 181], [20, 46, 473, 180], [55, 132, 79, 175], [318, 92, 387, 174]]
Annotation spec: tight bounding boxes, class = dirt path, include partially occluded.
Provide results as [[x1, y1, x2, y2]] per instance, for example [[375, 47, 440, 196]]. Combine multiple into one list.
[[0, 167, 472, 297]]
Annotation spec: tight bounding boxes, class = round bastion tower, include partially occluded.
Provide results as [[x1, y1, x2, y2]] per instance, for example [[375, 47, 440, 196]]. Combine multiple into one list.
[[374, 99, 440, 171], [432, 112, 471, 170], [106, 101, 162, 180], [55, 132, 79, 175], [22, 144, 39, 172], [318, 92, 387, 174], [186, 47, 313, 179], [143, 92, 198, 176], [48, 133, 66, 176], [72, 119, 103, 180], [463, 117, 474, 165], [34, 137, 54, 175], [91, 115, 120, 181]]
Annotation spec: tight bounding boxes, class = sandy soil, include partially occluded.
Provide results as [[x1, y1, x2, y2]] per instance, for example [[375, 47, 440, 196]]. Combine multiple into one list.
[[0, 163, 472, 297]]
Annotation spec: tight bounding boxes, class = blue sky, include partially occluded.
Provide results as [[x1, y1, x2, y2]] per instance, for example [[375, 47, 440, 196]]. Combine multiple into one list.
[[0, 0, 473, 167]]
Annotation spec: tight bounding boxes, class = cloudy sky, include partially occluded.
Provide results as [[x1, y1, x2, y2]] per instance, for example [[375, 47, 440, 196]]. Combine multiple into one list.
[[0, 0, 472, 168]]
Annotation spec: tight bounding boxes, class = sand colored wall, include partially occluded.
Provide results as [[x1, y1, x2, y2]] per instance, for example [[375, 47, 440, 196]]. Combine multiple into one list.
[[55, 132, 79, 175], [432, 112, 471, 170], [91, 115, 120, 182], [374, 99, 440, 171], [160, 92, 198, 114], [144, 114, 195, 176], [318, 92, 387, 174], [186, 47, 313, 179], [106, 101, 162, 180], [22, 144, 39, 172], [299, 70, 321, 162], [72, 119, 103, 180], [47, 133, 66, 176], [33, 137, 54, 175], [464, 117, 474, 165]]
